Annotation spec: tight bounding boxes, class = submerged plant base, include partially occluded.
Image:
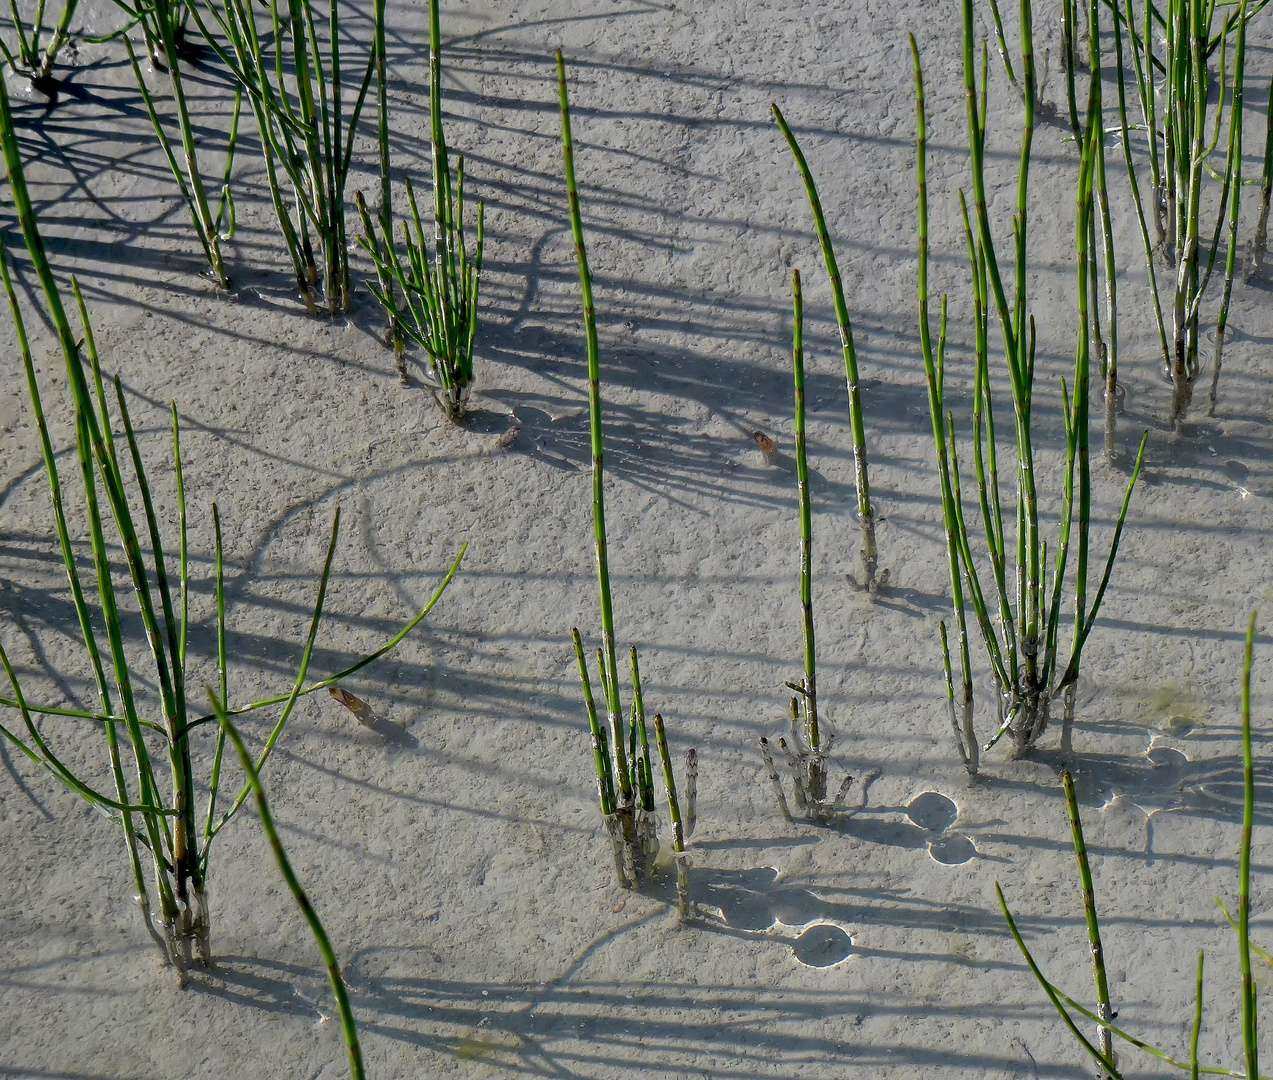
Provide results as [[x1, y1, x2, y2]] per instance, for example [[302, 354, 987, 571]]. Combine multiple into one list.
[[603, 807, 659, 889], [431, 380, 473, 424], [847, 513, 889, 595], [760, 724, 855, 825], [599, 745, 698, 921], [601, 802, 696, 919], [166, 885, 212, 982], [973, 675, 1079, 765]]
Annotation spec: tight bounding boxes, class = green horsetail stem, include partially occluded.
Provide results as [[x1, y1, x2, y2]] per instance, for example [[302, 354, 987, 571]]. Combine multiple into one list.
[[771, 104, 880, 590], [914, 1, 1146, 763], [214, 700, 365, 1080], [653, 713, 684, 852], [124, 5, 239, 290], [1191, 950, 1205, 1078], [790, 267, 818, 751], [185, 0, 376, 313], [372, 0, 400, 355], [1240, 611, 1258, 1080], [1086, 0, 1120, 462], [557, 50, 631, 809], [360, 0, 483, 408], [1211, 0, 1249, 415], [997, 886, 1123, 1077], [1112, 0, 1171, 372], [0, 0, 80, 82], [913, 34, 976, 773], [577, 629, 616, 815], [985, 0, 1019, 89], [573, 629, 614, 815], [1115, 0, 1252, 425], [0, 124, 467, 963], [0, 245, 150, 914], [653, 713, 689, 918], [203, 504, 229, 855], [1062, 0, 1081, 137], [1250, 51, 1273, 278], [359, 164, 484, 415], [629, 647, 655, 811], [998, 615, 1263, 1079], [1064, 771, 1115, 1072]]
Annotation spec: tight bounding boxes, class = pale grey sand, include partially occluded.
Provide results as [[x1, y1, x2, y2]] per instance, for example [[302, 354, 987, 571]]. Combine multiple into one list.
[[2, 1, 1273, 1077]]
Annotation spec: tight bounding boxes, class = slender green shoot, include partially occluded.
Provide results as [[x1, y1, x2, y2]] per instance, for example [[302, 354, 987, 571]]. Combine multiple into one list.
[[124, 14, 240, 289], [1210, 0, 1248, 415], [792, 268, 817, 754], [213, 698, 365, 1080], [0, 0, 79, 83], [1064, 770, 1115, 1074], [760, 268, 855, 819], [112, 0, 195, 68], [1247, 52, 1273, 280], [654, 713, 689, 918], [1240, 610, 1258, 1080], [367, 0, 401, 360], [1114, 0, 1253, 425], [359, 0, 483, 416], [0, 131, 464, 971], [771, 104, 883, 591]]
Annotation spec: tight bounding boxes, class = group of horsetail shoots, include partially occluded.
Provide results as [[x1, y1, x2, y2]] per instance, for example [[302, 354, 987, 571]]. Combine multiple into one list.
[[559, 50, 696, 918], [910, 0, 1147, 773], [0, 65, 465, 977], [757, 268, 859, 823], [358, 0, 485, 420], [4, 0, 487, 384], [2, 4, 1271, 1075]]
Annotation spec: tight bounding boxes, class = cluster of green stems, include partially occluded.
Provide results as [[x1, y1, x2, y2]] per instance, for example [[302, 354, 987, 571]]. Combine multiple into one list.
[[913, 0, 1146, 772]]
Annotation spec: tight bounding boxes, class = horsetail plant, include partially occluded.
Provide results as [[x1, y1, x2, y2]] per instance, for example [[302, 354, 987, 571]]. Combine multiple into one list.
[[357, 0, 484, 420], [188, 0, 378, 313], [113, 0, 196, 69], [0, 0, 79, 83], [912, 5, 1147, 769], [759, 269, 856, 822], [0, 89, 465, 974], [214, 701, 365, 1080], [1114, 0, 1254, 424], [1082, 0, 1122, 462], [124, 2, 241, 290], [362, 0, 402, 362], [771, 105, 885, 592], [560, 50, 696, 908], [998, 614, 1261, 1080], [1247, 55, 1273, 281], [359, 0, 484, 414]]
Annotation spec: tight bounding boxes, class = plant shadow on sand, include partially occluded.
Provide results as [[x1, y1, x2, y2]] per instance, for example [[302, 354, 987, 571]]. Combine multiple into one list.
[[1028, 740, 1273, 851], [191, 910, 1046, 1079]]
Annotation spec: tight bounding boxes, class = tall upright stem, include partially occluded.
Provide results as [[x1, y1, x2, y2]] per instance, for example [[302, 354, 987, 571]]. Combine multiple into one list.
[[1212, 0, 1248, 415], [770, 105, 879, 589], [373, 0, 400, 352], [1239, 610, 1258, 1080], [557, 51, 629, 807], [1250, 52, 1273, 278], [790, 268, 817, 751], [1064, 771, 1115, 1076], [914, 34, 976, 774]]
